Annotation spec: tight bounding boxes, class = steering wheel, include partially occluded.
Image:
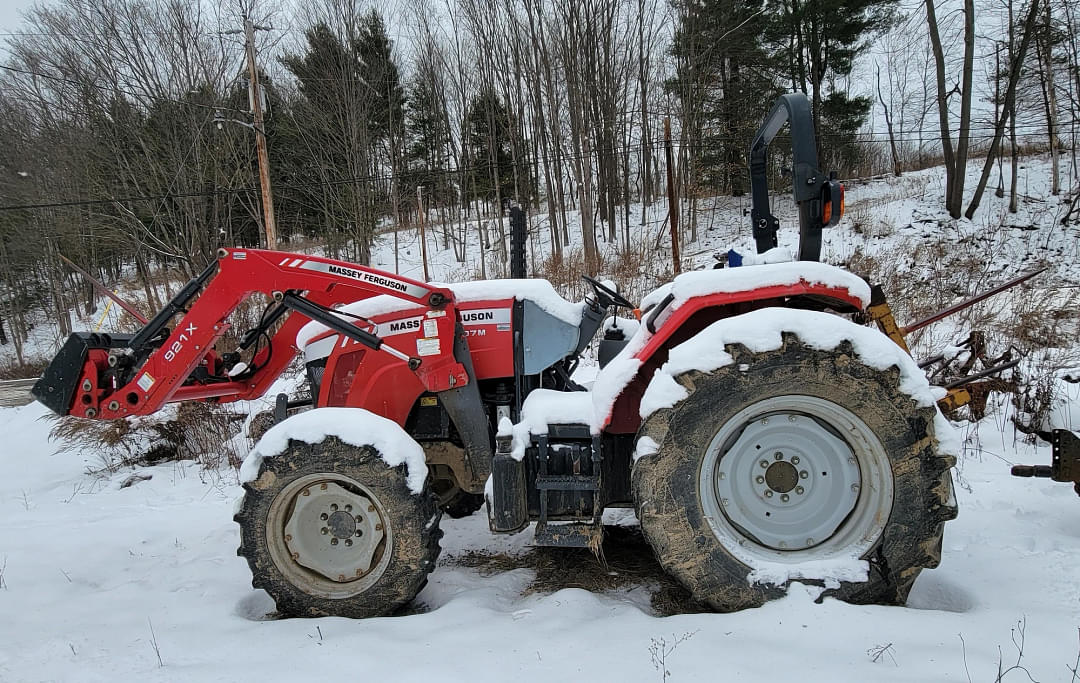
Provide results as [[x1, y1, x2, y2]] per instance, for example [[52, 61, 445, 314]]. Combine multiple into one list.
[[581, 275, 635, 309]]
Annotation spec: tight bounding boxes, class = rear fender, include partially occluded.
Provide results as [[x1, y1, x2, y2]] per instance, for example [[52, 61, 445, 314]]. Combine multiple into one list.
[[605, 283, 865, 433]]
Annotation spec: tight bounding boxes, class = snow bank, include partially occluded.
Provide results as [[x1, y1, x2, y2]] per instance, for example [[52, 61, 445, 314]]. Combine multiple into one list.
[[508, 389, 596, 460], [295, 279, 583, 350], [239, 407, 428, 493], [638, 308, 959, 455], [639, 261, 872, 314]]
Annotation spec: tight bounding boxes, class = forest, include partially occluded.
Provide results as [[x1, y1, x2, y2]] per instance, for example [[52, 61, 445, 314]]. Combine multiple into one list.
[[0, 0, 1076, 365]]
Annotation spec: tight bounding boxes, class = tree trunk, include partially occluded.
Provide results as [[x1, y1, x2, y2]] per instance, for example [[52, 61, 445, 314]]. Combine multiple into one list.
[[965, 0, 1042, 218], [1039, 0, 1060, 195], [950, 0, 976, 218], [877, 65, 902, 177], [924, 0, 957, 210]]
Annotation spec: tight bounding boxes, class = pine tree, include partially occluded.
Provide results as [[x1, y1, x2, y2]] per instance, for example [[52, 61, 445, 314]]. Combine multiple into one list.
[[464, 87, 516, 209], [768, 0, 897, 170], [668, 0, 778, 196]]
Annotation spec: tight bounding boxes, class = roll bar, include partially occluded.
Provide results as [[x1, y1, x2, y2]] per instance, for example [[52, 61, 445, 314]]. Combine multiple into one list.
[[748, 93, 842, 262]]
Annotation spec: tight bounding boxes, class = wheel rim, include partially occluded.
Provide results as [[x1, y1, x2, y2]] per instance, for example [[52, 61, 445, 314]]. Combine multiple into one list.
[[266, 473, 393, 599], [698, 395, 893, 565]]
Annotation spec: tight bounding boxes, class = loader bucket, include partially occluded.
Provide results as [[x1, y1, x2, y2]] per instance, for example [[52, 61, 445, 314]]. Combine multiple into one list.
[[31, 332, 131, 416]]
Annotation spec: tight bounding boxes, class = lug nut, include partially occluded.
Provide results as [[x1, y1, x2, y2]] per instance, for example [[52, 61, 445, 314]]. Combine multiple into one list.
[[720, 498, 729, 506], [717, 471, 726, 480], [760, 460, 769, 469], [320, 483, 328, 490], [848, 457, 857, 465], [764, 490, 774, 498], [108, 400, 119, 411], [355, 515, 363, 523], [795, 486, 804, 495], [330, 503, 338, 511], [761, 418, 769, 425], [788, 415, 797, 422], [774, 452, 783, 460], [756, 475, 765, 484], [375, 523, 383, 531], [780, 494, 790, 502], [301, 489, 310, 497], [321, 527, 329, 535], [331, 538, 339, 546], [345, 505, 352, 512], [81, 379, 92, 392], [806, 538, 814, 546], [791, 456, 800, 465], [368, 504, 375, 512], [345, 539, 353, 547], [355, 530, 363, 537], [800, 470, 809, 479], [320, 513, 328, 521], [851, 483, 860, 492]]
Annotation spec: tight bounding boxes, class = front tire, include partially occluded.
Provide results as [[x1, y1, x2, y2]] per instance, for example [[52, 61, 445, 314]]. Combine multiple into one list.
[[235, 436, 441, 618], [633, 333, 957, 611]]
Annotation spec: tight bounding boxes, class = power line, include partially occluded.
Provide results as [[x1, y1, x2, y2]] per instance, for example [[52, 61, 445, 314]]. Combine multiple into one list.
[[0, 64, 249, 115], [0, 126, 1055, 213]]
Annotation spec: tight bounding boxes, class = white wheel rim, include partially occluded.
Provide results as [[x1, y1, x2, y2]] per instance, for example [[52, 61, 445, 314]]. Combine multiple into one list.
[[698, 395, 893, 566], [267, 474, 393, 599]]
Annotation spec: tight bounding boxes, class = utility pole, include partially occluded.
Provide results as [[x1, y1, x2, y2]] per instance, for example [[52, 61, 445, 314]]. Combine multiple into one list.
[[243, 15, 277, 249]]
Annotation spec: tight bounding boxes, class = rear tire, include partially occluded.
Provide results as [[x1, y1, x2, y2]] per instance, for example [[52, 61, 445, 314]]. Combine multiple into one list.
[[633, 333, 957, 611], [235, 436, 441, 618]]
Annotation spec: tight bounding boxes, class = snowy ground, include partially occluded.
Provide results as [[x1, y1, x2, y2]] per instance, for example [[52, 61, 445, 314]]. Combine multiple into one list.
[[1, 156, 1078, 681], [1, 400, 1078, 682]]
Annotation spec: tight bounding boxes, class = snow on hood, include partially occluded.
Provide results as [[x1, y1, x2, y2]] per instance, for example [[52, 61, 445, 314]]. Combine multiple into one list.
[[639, 261, 872, 313], [295, 279, 583, 350], [637, 307, 959, 456], [437, 279, 584, 325], [239, 407, 428, 493]]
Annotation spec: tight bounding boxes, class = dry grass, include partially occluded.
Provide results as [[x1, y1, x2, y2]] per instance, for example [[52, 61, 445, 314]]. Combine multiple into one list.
[[441, 525, 704, 616], [0, 355, 49, 380], [50, 400, 247, 474]]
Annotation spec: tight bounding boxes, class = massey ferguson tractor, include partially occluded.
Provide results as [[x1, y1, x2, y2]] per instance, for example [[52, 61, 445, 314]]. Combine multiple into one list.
[[31, 93, 1066, 619]]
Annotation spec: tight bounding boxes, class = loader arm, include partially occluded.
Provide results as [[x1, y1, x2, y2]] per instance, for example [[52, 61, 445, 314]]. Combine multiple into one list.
[[33, 248, 466, 420]]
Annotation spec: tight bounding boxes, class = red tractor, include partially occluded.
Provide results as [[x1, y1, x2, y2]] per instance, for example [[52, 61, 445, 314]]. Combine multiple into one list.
[[34, 94, 960, 618]]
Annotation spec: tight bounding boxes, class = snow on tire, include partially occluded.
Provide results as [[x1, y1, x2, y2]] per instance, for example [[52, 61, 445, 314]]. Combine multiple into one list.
[[235, 436, 441, 618], [632, 331, 957, 611]]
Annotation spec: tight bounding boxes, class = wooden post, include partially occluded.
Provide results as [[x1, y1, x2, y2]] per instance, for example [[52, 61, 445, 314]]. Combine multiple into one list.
[[664, 117, 680, 274], [417, 186, 430, 282], [245, 15, 277, 250]]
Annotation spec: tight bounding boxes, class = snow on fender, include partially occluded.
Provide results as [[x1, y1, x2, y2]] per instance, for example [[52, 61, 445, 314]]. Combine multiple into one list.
[[239, 407, 429, 494], [638, 307, 959, 457]]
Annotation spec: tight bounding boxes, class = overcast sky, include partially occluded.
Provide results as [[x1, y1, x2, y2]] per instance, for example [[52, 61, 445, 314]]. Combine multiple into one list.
[[0, 0, 36, 33]]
